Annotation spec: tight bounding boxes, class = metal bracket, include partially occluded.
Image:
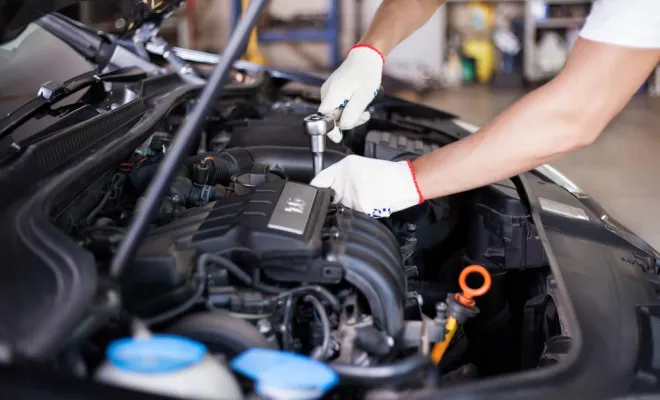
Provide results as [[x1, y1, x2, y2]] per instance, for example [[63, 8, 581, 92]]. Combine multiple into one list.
[[135, 22, 204, 85], [402, 316, 447, 354]]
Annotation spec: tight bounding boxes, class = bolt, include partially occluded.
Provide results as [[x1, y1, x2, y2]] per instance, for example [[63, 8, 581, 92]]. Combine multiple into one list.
[[257, 319, 272, 335], [115, 18, 126, 30], [436, 302, 448, 317], [106, 290, 120, 307]]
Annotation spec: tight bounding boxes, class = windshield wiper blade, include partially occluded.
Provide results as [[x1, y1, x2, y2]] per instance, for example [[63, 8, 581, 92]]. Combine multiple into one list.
[[0, 67, 147, 144], [0, 71, 96, 142]]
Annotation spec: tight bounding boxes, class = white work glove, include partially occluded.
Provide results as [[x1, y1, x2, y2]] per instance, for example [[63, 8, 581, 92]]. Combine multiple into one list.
[[319, 45, 384, 143], [311, 155, 425, 218]]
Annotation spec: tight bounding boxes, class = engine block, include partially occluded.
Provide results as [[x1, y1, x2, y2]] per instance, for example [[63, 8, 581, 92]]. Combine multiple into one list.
[[125, 177, 406, 335]]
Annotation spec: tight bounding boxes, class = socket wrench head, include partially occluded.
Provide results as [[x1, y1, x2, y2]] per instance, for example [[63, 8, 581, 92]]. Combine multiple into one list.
[[303, 113, 335, 137], [304, 112, 335, 176]]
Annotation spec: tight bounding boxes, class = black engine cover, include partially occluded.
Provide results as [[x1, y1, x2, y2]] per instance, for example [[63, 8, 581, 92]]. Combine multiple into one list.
[[125, 178, 406, 336]]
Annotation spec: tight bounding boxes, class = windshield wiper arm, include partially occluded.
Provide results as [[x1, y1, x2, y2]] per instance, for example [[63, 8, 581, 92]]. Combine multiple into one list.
[[0, 67, 147, 144]]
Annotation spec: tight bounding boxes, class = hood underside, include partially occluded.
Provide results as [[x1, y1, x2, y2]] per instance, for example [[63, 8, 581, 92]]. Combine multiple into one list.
[[0, 0, 181, 43]]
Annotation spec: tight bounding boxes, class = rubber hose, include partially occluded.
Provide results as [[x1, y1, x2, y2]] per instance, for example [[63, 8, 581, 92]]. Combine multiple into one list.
[[281, 294, 296, 351], [245, 146, 345, 183], [278, 286, 341, 351], [166, 311, 275, 358], [331, 354, 434, 387], [199, 253, 253, 286], [304, 295, 331, 361], [184, 148, 254, 185], [275, 285, 341, 312], [200, 253, 286, 295], [183, 146, 347, 185]]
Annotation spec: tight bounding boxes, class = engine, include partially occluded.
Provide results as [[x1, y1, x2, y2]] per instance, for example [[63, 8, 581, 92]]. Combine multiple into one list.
[[126, 168, 405, 337], [67, 92, 479, 385], [57, 75, 553, 399], [0, 9, 569, 398]]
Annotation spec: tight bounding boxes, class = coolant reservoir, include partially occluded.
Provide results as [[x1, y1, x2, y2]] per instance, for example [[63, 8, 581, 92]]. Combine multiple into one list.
[[95, 334, 243, 400]]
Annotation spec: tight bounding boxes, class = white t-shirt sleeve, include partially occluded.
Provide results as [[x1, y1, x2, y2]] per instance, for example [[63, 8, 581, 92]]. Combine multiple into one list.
[[579, 0, 660, 49]]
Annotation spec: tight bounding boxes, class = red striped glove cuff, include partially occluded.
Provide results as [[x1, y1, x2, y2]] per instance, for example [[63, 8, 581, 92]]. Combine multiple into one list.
[[349, 44, 385, 64], [405, 160, 424, 204]]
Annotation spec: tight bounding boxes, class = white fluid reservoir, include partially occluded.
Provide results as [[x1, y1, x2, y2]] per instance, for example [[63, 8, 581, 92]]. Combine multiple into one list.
[[95, 334, 243, 400]]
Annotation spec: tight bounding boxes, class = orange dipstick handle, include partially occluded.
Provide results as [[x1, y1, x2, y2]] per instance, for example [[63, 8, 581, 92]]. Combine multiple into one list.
[[455, 265, 492, 307], [431, 265, 492, 365]]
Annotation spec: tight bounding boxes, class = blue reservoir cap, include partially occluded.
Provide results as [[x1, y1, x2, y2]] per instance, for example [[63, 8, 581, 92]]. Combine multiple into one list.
[[231, 348, 338, 400], [107, 334, 207, 374]]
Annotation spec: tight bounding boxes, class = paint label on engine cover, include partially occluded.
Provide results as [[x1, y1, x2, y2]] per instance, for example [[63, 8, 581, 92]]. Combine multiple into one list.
[[268, 182, 317, 235], [539, 198, 589, 221]]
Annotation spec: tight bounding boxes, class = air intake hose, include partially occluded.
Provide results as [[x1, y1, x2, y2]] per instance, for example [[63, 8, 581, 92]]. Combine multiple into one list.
[[183, 146, 346, 185], [245, 146, 345, 183], [182, 148, 254, 185], [134, 147, 345, 191]]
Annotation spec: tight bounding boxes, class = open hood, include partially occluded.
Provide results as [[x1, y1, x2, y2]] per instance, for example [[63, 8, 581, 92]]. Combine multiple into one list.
[[0, 0, 183, 43], [1, 1, 74, 42]]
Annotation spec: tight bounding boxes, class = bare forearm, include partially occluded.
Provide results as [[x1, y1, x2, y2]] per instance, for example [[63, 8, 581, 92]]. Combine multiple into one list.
[[412, 85, 591, 199], [413, 38, 660, 199], [359, 0, 445, 55]]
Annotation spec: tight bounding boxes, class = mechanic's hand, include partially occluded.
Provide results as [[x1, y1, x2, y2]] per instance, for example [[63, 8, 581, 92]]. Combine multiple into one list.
[[311, 155, 424, 218], [319, 45, 384, 141]]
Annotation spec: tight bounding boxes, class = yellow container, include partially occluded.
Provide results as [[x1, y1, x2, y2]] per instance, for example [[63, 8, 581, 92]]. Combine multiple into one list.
[[462, 38, 495, 83]]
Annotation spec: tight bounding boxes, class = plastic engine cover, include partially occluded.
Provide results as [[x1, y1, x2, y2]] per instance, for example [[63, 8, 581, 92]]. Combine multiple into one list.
[[127, 180, 332, 293], [123, 179, 406, 335]]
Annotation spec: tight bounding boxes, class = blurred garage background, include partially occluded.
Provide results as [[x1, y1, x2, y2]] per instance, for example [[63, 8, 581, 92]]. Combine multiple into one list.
[[57, 0, 660, 248]]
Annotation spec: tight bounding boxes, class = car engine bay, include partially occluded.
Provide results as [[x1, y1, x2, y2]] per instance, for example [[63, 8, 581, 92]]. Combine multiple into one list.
[[0, 8, 571, 400], [42, 68, 558, 397]]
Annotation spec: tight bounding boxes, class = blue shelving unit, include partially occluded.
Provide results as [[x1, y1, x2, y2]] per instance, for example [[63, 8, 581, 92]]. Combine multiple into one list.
[[231, 0, 341, 68]]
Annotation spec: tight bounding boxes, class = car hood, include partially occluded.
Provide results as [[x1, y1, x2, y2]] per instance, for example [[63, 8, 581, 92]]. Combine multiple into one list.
[[1, 0, 80, 42], [0, 0, 181, 43]]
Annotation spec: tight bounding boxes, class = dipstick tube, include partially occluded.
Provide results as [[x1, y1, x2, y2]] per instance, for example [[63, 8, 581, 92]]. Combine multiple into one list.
[[431, 316, 458, 365]]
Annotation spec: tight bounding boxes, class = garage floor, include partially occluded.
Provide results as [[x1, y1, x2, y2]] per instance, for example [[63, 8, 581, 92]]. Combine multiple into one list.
[[422, 86, 660, 250]]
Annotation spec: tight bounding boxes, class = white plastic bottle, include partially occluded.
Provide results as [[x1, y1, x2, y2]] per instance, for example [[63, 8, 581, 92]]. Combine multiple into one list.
[[95, 334, 243, 400]]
